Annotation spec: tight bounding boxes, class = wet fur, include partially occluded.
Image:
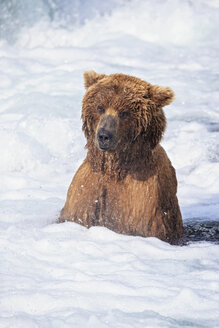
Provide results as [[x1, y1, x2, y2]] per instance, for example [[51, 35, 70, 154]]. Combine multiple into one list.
[[59, 72, 183, 244]]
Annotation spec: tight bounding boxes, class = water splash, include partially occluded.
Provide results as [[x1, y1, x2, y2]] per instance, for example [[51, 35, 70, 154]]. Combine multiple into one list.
[[0, 0, 218, 47]]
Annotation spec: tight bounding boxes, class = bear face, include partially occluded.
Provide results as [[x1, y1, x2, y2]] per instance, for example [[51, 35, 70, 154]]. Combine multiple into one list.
[[82, 72, 174, 154]]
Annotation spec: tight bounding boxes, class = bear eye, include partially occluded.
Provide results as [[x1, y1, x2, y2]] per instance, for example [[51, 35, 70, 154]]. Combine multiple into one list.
[[97, 105, 105, 114], [119, 111, 129, 119]]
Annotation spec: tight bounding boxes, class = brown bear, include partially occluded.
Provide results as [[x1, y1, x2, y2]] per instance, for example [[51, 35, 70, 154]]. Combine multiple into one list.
[[58, 71, 183, 244]]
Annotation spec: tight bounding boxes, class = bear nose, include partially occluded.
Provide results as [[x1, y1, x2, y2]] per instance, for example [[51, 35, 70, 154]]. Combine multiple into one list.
[[97, 128, 113, 146]]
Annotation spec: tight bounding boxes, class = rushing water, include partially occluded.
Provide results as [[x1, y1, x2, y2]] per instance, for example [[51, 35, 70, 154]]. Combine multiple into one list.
[[0, 1, 219, 327]]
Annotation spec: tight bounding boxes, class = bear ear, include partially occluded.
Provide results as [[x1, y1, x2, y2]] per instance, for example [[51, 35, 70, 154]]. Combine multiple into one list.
[[83, 71, 106, 89], [149, 85, 174, 107]]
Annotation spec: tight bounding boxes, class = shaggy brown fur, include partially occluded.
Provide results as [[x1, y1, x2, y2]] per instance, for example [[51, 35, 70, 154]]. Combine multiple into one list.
[[58, 71, 183, 244]]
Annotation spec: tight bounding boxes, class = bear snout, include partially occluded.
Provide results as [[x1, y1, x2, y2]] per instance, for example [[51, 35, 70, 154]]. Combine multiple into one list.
[[97, 128, 115, 151], [97, 129, 113, 145], [96, 115, 118, 151]]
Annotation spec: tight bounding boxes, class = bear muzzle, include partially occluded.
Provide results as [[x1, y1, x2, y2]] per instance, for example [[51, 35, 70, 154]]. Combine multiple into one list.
[[96, 115, 118, 151]]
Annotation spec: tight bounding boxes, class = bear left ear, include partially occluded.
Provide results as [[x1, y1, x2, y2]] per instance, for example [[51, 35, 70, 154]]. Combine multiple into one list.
[[149, 85, 174, 107], [83, 71, 106, 89]]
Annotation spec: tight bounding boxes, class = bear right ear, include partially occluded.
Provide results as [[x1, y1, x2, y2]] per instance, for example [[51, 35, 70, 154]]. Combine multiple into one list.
[[83, 71, 106, 89], [149, 84, 174, 107]]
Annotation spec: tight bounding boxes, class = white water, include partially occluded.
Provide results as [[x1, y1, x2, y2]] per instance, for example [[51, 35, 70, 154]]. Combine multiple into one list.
[[0, 0, 219, 327]]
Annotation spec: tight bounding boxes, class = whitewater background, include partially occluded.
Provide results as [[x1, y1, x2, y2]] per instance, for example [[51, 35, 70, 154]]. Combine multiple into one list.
[[0, 0, 219, 327]]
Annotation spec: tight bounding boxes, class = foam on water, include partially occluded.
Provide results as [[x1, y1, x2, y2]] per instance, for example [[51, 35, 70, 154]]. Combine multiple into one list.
[[0, 0, 219, 327], [1, 0, 219, 47]]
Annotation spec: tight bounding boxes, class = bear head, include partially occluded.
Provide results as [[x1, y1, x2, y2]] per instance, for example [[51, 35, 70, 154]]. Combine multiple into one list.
[[82, 71, 174, 154]]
